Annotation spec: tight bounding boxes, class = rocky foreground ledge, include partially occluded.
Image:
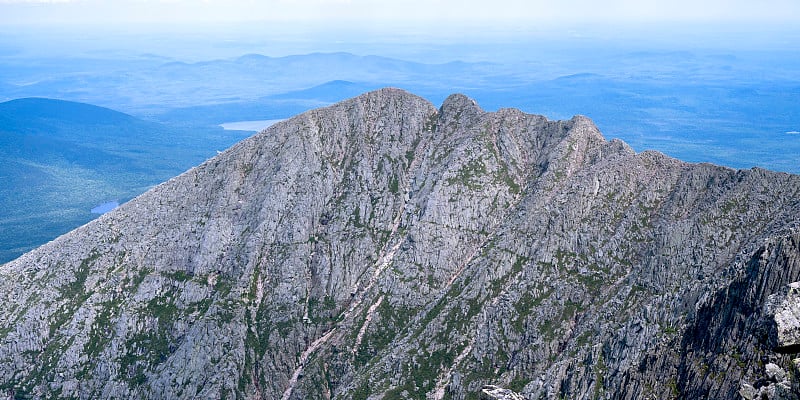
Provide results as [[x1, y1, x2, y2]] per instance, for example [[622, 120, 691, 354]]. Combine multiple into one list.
[[1, 88, 800, 399]]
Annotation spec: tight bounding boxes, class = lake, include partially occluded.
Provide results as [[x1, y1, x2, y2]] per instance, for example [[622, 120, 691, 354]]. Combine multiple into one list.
[[91, 201, 119, 214], [219, 119, 284, 132]]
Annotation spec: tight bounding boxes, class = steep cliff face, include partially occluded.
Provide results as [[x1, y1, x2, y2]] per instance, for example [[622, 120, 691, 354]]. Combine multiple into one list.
[[678, 233, 800, 399], [1, 88, 799, 399]]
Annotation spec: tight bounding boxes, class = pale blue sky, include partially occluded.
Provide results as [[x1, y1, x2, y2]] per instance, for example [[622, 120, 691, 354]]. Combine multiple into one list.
[[1, 0, 799, 27]]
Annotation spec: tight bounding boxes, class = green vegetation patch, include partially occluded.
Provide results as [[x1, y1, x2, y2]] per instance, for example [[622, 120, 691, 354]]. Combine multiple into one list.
[[447, 157, 487, 190], [539, 300, 584, 341], [385, 348, 460, 398], [355, 298, 415, 367], [85, 300, 122, 359], [307, 295, 337, 324]]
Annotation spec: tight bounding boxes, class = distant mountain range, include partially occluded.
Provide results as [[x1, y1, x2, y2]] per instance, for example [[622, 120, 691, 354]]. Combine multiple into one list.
[[0, 52, 494, 114], [155, 80, 381, 126], [0, 98, 251, 263], [1, 50, 797, 174]]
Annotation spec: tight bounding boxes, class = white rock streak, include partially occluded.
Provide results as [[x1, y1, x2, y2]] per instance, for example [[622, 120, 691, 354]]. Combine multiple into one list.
[[280, 327, 339, 400], [353, 295, 384, 353]]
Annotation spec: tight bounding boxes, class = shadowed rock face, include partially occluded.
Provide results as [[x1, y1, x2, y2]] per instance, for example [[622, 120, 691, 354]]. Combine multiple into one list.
[[1, 88, 800, 399]]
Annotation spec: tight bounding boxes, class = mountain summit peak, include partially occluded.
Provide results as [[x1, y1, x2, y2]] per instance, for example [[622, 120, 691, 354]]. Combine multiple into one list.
[[438, 92, 484, 124]]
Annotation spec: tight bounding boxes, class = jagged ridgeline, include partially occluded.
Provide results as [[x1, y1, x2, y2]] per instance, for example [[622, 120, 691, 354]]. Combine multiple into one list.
[[1, 88, 800, 399]]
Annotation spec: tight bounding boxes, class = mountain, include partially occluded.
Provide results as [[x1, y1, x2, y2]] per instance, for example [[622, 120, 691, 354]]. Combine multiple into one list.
[[0, 97, 139, 129], [267, 80, 379, 103], [155, 80, 383, 127], [2, 52, 493, 115], [467, 77, 800, 174], [0, 98, 252, 263], [5, 49, 799, 175], [1, 89, 799, 399]]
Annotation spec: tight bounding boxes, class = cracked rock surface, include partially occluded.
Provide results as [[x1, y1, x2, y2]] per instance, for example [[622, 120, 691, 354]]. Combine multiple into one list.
[[768, 282, 800, 352], [1, 88, 800, 399]]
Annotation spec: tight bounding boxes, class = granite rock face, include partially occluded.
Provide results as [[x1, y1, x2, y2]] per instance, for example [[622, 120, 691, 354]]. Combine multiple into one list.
[[480, 385, 525, 400], [1, 88, 800, 399], [768, 282, 800, 352]]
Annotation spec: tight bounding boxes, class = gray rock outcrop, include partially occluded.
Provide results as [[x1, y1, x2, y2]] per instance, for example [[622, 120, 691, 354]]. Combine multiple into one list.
[[767, 282, 800, 353], [1, 88, 800, 399], [739, 362, 797, 400], [480, 385, 525, 400]]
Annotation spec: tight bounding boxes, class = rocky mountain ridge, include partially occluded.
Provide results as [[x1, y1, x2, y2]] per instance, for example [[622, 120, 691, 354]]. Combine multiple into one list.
[[1, 88, 799, 399]]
